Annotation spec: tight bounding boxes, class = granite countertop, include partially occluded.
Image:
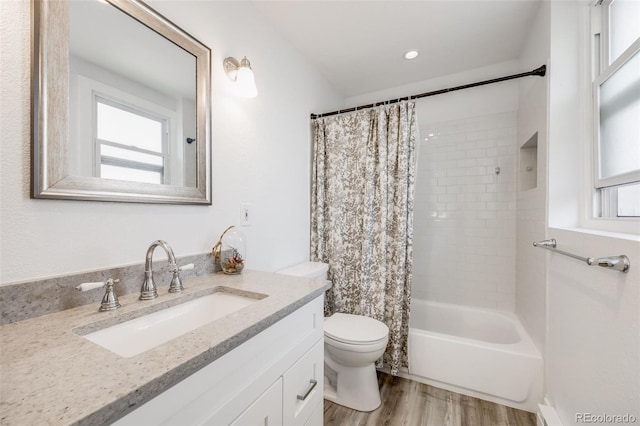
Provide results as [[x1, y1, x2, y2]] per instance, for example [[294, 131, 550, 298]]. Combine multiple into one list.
[[0, 270, 330, 425]]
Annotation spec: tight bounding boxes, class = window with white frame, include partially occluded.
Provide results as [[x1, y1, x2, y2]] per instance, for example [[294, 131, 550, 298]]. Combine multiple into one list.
[[95, 96, 169, 185], [592, 0, 640, 218]]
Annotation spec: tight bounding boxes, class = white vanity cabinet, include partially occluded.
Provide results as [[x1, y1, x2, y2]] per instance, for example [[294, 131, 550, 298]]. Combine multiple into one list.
[[114, 296, 324, 426]]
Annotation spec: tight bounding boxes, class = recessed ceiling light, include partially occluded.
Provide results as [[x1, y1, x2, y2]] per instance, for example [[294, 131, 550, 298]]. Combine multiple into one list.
[[404, 50, 419, 60]]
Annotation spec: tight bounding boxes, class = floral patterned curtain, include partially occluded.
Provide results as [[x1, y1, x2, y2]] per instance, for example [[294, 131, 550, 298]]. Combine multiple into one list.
[[311, 102, 417, 375]]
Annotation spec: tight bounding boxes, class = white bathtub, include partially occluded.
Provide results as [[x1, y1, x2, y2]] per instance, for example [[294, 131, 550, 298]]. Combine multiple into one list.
[[407, 299, 543, 412]]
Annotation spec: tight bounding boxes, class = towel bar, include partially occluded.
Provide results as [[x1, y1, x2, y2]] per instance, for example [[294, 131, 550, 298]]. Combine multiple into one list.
[[533, 239, 630, 273]]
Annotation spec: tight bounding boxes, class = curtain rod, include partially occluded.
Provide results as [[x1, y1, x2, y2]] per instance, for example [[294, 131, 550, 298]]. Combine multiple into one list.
[[310, 64, 546, 119]]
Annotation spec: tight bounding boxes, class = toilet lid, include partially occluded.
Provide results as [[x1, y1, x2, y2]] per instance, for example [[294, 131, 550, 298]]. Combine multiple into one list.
[[324, 313, 389, 344]]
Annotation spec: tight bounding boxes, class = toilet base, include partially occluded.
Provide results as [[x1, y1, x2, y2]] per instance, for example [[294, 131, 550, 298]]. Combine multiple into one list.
[[323, 362, 381, 412]]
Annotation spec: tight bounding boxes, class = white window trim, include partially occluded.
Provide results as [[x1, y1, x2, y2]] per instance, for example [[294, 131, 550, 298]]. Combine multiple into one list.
[[591, 38, 640, 189], [581, 0, 640, 235], [93, 94, 170, 184], [74, 74, 183, 185]]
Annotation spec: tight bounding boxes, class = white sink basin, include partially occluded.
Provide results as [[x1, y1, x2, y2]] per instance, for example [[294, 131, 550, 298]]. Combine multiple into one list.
[[83, 292, 260, 357]]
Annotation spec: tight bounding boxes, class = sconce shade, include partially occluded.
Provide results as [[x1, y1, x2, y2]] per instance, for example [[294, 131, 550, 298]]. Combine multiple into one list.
[[224, 56, 258, 98], [236, 65, 258, 98]]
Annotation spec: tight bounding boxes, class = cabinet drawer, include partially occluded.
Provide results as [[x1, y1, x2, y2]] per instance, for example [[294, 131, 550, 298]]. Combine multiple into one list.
[[230, 378, 283, 426], [282, 339, 324, 426]]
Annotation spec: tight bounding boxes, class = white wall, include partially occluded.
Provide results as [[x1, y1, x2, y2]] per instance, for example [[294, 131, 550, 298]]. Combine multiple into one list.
[[0, 0, 343, 284], [545, 1, 640, 423], [516, 0, 550, 356], [348, 61, 522, 311]]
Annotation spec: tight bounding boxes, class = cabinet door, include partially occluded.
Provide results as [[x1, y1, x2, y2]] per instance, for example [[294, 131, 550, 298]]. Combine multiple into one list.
[[282, 339, 324, 426], [230, 378, 283, 426], [303, 399, 323, 426]]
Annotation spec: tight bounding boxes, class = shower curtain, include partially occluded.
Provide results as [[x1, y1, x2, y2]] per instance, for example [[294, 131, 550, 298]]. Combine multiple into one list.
[[311, 102, 417, 375]]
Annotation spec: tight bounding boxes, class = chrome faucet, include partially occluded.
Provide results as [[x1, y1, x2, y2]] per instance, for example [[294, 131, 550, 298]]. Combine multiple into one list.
[[140, 240, 185, 300]]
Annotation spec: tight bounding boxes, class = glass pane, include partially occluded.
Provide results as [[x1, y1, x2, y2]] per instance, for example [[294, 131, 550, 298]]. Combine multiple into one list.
[[609, 0, 640, 63], [101, 144, 164, 166], [617, 183, 640, 217], [97, 101, 163, 152], [599, 50, 640, 180], [100, 164, 162, 184]]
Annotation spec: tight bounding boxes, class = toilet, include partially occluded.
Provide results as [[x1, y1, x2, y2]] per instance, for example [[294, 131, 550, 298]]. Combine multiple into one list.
[[277, 261, 389, 412]]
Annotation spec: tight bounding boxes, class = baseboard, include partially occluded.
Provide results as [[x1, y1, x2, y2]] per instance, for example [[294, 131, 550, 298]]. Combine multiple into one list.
[[537, 399, 563, 426]]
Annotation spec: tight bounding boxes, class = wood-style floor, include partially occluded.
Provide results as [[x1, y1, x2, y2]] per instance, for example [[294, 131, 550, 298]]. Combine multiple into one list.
[[324, 373, 537, 426]]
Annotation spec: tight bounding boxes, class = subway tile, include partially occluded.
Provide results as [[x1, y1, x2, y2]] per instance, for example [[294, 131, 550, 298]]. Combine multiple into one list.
[[458, 193, 477, 202], [477, 211, 498, 220], [477, 157, 495, 166], [478, 192, 498, 202], [457, 158, 477, 168], [465, 166, 485, 176], [438, 194, 458, 203], [437, 176, 458, 186], [466, 148, 487, 159], [445, 150, 466, 160], [466, 184, 487, 193], [412, 111, 517, 310], [486, 183, 498, 193], [457, 176, 477, 185], [465, 201, 487, 210], [447, 167, 466, 177]]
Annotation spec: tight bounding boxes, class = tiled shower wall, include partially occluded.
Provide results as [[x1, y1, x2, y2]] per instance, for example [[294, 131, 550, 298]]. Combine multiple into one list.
[[413, 111, 517, 311]]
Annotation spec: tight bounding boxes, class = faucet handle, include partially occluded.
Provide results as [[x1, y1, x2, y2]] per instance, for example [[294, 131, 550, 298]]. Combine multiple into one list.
[[168, 263, 194, 273], [99, 279, 121, 312], [76, 281, 106, 292], [168, 264, 192, 294]]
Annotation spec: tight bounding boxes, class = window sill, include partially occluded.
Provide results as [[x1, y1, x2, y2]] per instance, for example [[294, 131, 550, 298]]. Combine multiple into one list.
[[549, 224, 640, 242]]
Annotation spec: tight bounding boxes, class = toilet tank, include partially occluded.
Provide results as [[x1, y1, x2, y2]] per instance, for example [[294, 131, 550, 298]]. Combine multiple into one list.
[[277, 261, 329, 279]]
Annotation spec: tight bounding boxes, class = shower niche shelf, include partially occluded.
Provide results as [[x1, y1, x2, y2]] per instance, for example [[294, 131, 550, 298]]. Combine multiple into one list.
[[519, 133, 538, 192]]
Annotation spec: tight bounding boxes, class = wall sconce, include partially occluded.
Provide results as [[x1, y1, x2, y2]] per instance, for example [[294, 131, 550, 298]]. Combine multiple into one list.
[[223, 56, 258, 98]]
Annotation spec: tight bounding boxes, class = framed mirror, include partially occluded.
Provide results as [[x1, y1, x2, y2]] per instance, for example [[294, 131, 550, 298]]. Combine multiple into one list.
[[32, 0, 211, 204]]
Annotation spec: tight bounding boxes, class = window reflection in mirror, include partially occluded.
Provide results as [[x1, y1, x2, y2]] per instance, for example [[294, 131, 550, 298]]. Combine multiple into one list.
[[97, 98, 166, 185], [68, 0, 197, 187]]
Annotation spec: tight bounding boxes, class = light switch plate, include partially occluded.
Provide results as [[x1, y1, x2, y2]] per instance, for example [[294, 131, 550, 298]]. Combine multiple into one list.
[[240, 203, 251, 226]]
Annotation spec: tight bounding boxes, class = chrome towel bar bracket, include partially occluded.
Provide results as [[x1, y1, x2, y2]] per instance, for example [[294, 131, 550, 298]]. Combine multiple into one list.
[[533, 238, 630, 273]]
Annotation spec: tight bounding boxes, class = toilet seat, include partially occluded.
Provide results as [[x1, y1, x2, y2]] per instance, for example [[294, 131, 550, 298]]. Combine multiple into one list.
[[324, 313, 389, 345]]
